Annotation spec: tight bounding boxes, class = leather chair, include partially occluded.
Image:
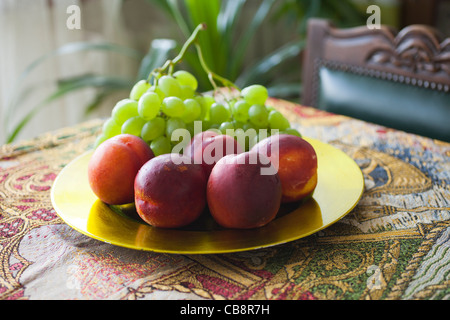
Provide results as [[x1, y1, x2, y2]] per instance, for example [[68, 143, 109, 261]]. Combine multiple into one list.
[[301, 19, 450, 142]]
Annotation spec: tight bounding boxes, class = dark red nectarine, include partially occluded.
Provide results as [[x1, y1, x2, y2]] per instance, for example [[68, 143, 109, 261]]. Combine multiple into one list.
[[207, 152, 282, 229], [134, 153, 207, 228]]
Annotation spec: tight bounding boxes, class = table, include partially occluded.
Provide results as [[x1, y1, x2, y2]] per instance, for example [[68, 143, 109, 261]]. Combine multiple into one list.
[[1, 98, 449, 301]]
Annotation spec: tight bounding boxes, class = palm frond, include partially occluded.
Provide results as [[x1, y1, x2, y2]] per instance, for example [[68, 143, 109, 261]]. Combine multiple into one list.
[[137, 39, 177, 81], [7, 74, 133, 143]]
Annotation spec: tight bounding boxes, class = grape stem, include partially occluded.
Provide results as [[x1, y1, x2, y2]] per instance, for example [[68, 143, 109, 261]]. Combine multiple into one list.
[[149, 23, 207, 82], [195, 43, 240, 93], [148, 23, 241, 95]]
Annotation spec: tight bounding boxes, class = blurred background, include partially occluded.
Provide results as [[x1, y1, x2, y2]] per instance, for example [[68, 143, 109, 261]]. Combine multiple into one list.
[[0, 0, 449, 144]]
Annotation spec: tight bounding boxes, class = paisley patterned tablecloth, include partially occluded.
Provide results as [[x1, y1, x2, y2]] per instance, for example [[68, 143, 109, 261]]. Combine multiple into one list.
[[0, 98, 449, 300]]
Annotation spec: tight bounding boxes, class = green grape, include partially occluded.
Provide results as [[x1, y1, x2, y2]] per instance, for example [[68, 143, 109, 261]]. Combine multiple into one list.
[[201, 120, 212, 131], [219, 121, 235, 135], [232, 120, 245, 129], [179, 85, 195, 100], [138, 92, 161, 120], [248, 104, 269, 128], [242, 122, 256, 131], [268, 110, 290, 131], [141, 117, 165, 141], [130, 80, 150, 101], [281, 128, 302, 137], [241, 84, 268, 106], [224, 102, 232, 114], [111, 99, 139, 125], [158, 75, 182, 98], [234, 127, 256, 152], [185, 122, 195, 138], [227, 99, 237, 110], [161, 96, 185, 117], [170, 126, 191, 154], [252, 129, 270, 145], [181, 99, 202, 123], [150, 136, 172, 156], [266, 105, 276, 113], [147, 85, 165, 101], [233, 128, 245, 148], [195, 95, 215, 120], [232, 100, 251, 122], [173, 70, 198, 91], [94, 134, 107, 148], [121, 116, 146, 137], [166, 118, 186, 143], [102, 118, 121, 139], [203, 95, 215, 105], [209, 103, 231, 124]]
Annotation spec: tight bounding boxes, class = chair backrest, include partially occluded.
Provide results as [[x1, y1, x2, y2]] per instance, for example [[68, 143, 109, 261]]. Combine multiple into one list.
[[302, 18, 450, 142]]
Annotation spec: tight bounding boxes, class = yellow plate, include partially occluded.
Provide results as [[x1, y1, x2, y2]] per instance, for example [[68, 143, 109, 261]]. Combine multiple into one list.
[[51, 137, 364, 254]]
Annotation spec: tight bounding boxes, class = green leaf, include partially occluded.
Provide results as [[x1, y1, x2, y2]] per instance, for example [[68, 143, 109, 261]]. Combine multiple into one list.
[[161, 0, 224, 90], [55, 74, 134, 91], [16, 42, 142, 85], [217, 0, 246, 75], [144, 0, 173, 15], [83, 88, 121, 116], [229, 0, 277, 80], [145, 0, 190, 37], [321, 0, 366, 27], [6, 74, 133, 143], [137, 39, 177, 81], [184, 0, 221, 73], [5, 42, 143, 131], [217, 0, 246, 37], [168, 0, 192, 37], [236, 40, 305, 87]]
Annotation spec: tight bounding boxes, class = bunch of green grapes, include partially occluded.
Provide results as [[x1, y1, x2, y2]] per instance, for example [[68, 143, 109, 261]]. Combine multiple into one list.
[[95, 73, 301, 156]]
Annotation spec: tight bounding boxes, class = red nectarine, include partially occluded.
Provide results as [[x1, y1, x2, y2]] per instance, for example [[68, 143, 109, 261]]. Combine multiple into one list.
[[184, 130, 243, 177], [134, 153, 207, 228], [207, 152, 282, 229], [88, 134, 154, 205], [252, 134, 318, 203]]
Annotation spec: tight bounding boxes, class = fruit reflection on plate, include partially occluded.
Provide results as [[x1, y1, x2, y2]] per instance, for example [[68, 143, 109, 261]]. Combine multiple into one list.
[[51, 137, 364, 254], [87, 198, 322, 253]]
